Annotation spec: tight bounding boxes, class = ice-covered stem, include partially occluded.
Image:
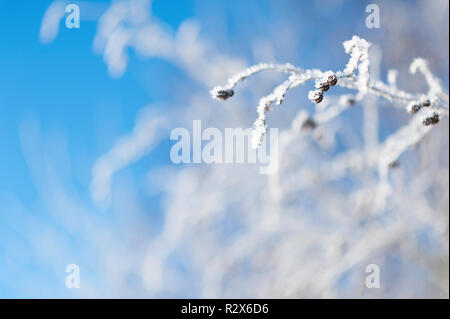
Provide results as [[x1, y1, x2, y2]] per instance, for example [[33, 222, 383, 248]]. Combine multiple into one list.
[[210, 35, 449, 148], [410, 58, 444, 97], [343, 35, 371, 97], [377, 113, 435, 185], [210, 63, 302, 101], [252, 73, 316, 147]]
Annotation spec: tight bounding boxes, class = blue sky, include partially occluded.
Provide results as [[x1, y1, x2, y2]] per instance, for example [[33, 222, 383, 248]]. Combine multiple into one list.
[[0, 0, 152, 297]]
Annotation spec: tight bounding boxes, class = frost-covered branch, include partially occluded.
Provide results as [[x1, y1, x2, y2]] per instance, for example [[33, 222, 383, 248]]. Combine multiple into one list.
[[343, 35, 371, 96], [210, 35, 449, 148], [378, 114, 434, 179], [410, 58, 445, 97]]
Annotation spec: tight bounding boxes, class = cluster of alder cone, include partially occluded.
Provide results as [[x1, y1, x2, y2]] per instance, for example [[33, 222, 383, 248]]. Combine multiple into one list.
[[308, 73, 338, 104]]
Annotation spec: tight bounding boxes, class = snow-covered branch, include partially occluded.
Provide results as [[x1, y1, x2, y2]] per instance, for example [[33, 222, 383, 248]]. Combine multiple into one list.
[[211, 35, 449, 148]]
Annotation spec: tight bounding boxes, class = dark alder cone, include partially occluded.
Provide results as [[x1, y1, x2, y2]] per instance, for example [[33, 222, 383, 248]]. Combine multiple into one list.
[[301, 118, 317, 130], [422, 99, 431, 107], [422, 113, 440, 126], [315, 81, 330, 92], [388, 160, 400, 169], [346, 97, 356, 106], [215, 89, 234, 100], [308, 90, 323, 103], [327, 74, 338, 86]]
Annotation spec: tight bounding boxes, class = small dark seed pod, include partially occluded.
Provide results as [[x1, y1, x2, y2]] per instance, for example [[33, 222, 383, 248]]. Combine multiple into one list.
[[407, 102, 421, 114], [215, 89, 234, 100], [308, 90, 323, 103], [315, 81, 329, 92], [388, 160, 400, 169], [421, 99, 431, 107], [347, 98, 356, 106], [327, 74, 338, 86], [422, 113, 439, 126], [301, 118, 317, 130]]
